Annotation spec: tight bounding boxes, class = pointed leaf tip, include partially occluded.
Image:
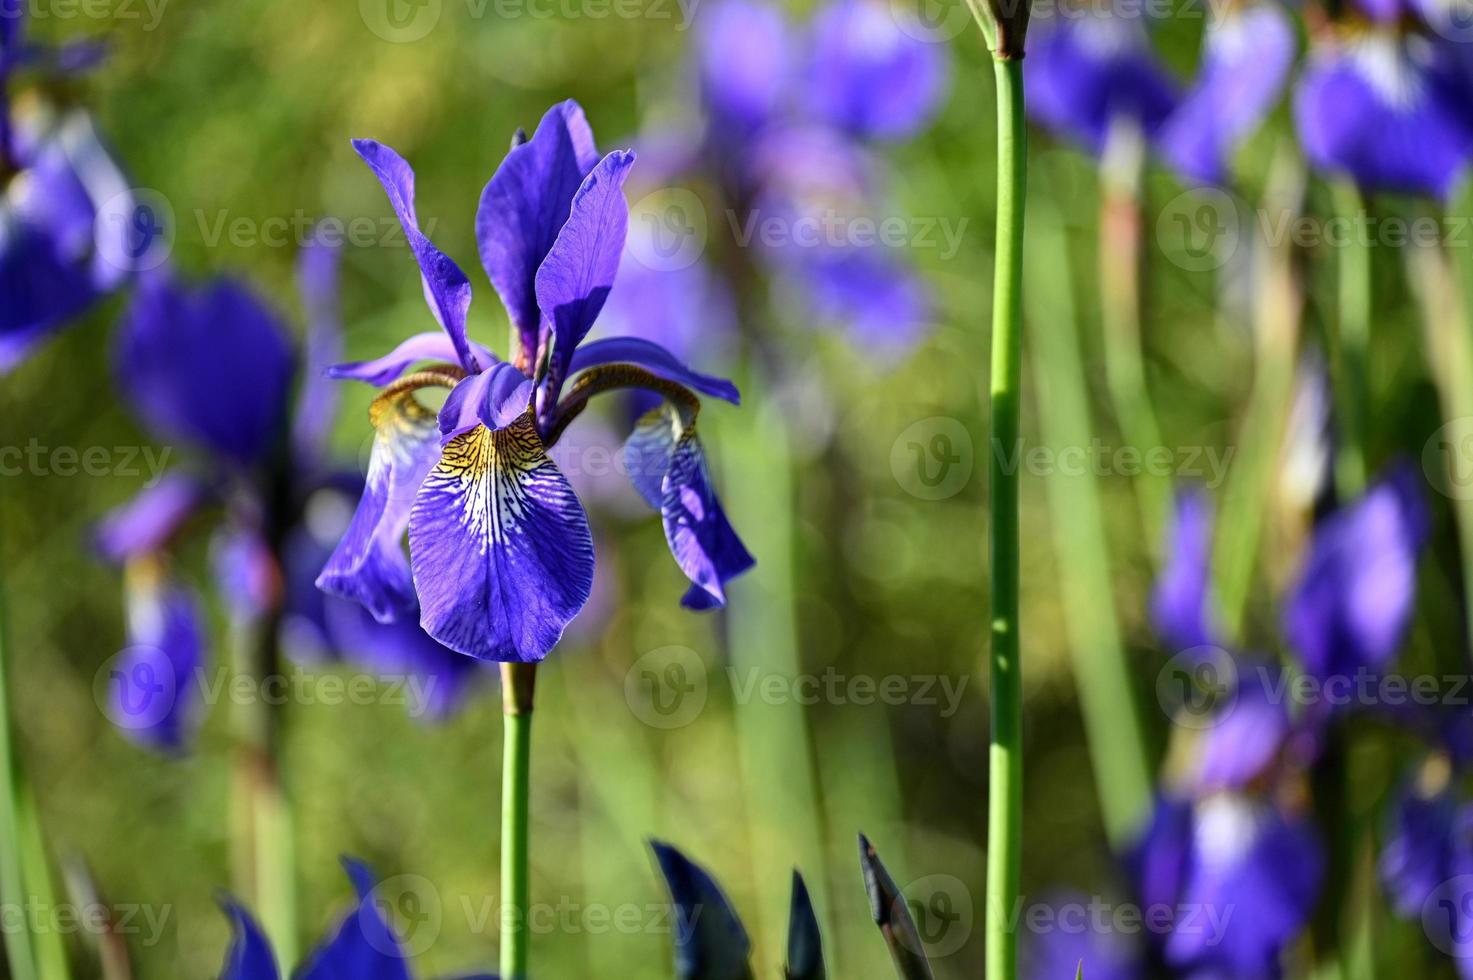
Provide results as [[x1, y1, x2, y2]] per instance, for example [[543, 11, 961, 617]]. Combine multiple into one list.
[[855, 834, 935, 980], [785, 870, 825, 980], [651, 841, 752, 980]]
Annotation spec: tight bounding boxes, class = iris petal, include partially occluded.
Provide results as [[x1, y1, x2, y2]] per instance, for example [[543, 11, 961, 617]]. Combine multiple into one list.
[[297, 858, 411, 980], [110, 577, 205, 753], [93, 471, 210, 564], [220, 900, 280, 980], [317, 389, 441, 623], [352, 139, 481, 374], [327, 332, 498, 386], [1150, 488, 1218, 651], [534, 149, 637, 410], [477, 99, 601, 361], [570, 336, 739, 404], [439, 362, 534, 442], [409, 408, 594, 662]]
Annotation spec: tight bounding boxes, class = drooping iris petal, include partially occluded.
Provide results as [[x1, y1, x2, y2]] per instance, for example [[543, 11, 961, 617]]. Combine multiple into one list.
[[93, 471, 210, 564], [1294, 31, 1473, 198], [569, 336, 740, 404], [1025, 6, 1178, 155], [805, 0, 947, 140], [352, 139, 480, 374], [1282, 467, 1428, 680], [1165, 796, 1322, 976], [697, 0, 793, 134], [297, 859, 411, 980], [626, 408, 754, 609], [317, 389, 441, 623], [438, 361, 534, 442], [1192, 660, 1289, 793], [220, 900, 280, 980], [110, 578, 205, 753], [1022, 891, 1143, 980], [1158, 3, 1296, 185], [1151, 488, 1218, 651], [534, 149, 636, 408], [115, 273, 295, 466], [651, 841, 752, 980], [409, 408, 594, 662], [293, 234, 344, 462], [327, 332, 498, 386], [477, 99, 601, 361], [1380, 778, 1463, 919]]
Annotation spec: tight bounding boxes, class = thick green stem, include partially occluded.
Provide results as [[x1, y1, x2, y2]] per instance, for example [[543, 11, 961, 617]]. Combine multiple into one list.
[[0, 511, 38, 980], [1026, 168, 1153, 848], [1331, 181, 1370, 499], [500, 663, 536, 980], [986, 55, 1026, 980]]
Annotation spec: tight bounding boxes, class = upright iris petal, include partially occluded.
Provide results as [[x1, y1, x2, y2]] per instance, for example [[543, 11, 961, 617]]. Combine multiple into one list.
[[352, 139, 480, 375], [1282, 467, 1428, 680], [1151, 488, 1218, 651], [697, 0, 793, 134], [1025, 3, 1178, 154], [221, 901, 280, 980], [477, 100, 601, 364], [1295, 30, 1473, 198], [296, 859, 412, 980], [293, 234, 344, 463], [1159, 3, 1296, 185], [116, 273, 295, 467], [409, 409, 595, 662], [804, 0, 947, 140], [317, 388, 441, 622]]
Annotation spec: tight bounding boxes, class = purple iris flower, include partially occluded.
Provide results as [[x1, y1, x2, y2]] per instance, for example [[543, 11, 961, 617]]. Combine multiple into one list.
[[696, 0, 795, 136], [221, 858, 495, 979], [803, 0, 948, 141], [319, 102, 752, 663], [1294, 25, 1473, 197], [1133, 793, 1324, 977], [1, 1, 131, 372], [1380, 773, 1469, 920], [1151, 488, 1220, 652], [1025, 1, 1179, 155], [1159, 3, 1297, 185], [108, 573, 205, 753], [1282, 466, 1428, 681]]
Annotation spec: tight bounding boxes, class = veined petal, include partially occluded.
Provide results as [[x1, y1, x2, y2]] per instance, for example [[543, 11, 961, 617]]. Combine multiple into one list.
[[352, 139, 481, 374], [409, 408, 594, 662], [298, 859, 411, 980], [534, 149, 637, 410], [570, 336, 739, 404], [439, 362, 534, 442], [477, 100, 601, 361], [317, 389, 441, 623], [327, 332, 498, 386], [626, 407, 754, 609], [220, 900, 280, 980]]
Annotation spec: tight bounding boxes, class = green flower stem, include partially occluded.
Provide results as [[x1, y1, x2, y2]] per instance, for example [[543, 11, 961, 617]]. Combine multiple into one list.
[[1026, 166, 1153, 848], [0, 504, 38, 980], [1099, 135, 1169, 551], [986, 54, 1027, 980], [1330, 181, 1371, 499], [500, 663, 537, 980]]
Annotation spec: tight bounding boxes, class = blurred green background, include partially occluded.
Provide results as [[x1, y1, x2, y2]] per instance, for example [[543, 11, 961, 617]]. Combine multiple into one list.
[[4, 0, 1470, 976]]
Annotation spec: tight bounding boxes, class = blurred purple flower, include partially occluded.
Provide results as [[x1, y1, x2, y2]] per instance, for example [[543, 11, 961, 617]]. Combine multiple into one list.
[[804, 0, 948, 141], [1282, 466, 1428, 681], [1151, 488, 1219, 652], [1192, 661, 1291, 793], [1159, 3, 1296, 185], [94, 471, 211, 563], [1294, 29, 1473, 198], [1023, 891, 1143, 980], [321, 102, 751, 663], [1025, 4, 1178, 155], [696, 0, 794, 135], [110, 575, 204, 753], [1380, 774, 1468, 919]]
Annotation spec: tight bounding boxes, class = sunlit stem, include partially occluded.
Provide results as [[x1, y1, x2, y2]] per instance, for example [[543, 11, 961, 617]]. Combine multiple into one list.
[[1330, 180, 1370, 499], [0, 503, 38, 980], [1026, 161, 1152, 848], [500, 662, 536, 980], [986, 54, 1027, 980]]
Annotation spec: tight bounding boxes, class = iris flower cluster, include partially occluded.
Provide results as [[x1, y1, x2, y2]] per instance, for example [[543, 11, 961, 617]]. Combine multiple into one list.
[[318, 102, 752, 663], [97, 242, 482, 751], [0, 0, 132, 372], [598, 0, 949, 367]]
